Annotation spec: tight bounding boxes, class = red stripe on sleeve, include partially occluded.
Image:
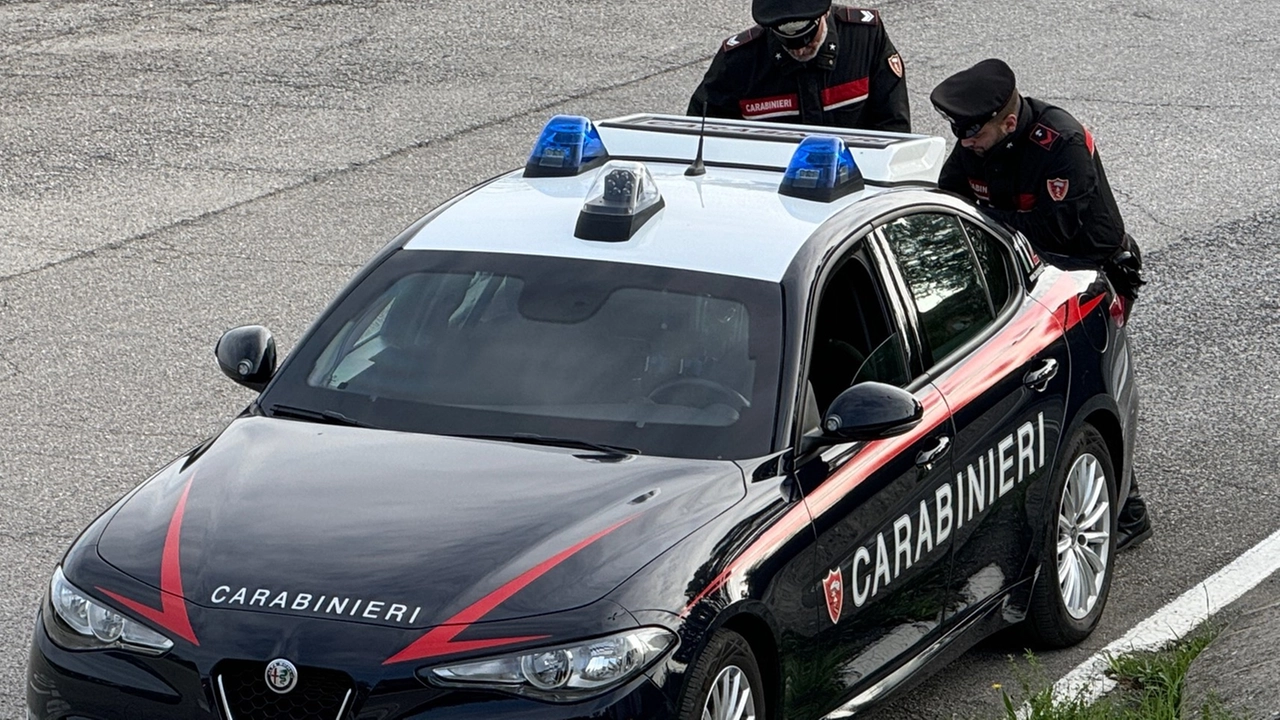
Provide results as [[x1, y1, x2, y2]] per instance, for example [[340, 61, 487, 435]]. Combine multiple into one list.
[[821, 77, 869, 109]]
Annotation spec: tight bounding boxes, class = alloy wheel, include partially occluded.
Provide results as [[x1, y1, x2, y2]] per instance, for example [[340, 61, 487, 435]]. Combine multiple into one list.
[[701, 664, 757, 720], [1056, 452, 1112, 619]]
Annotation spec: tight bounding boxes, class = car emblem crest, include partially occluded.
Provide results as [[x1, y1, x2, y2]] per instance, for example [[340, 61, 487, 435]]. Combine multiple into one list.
[[823, 568, 844, 624], [264, 658, 299, 694]]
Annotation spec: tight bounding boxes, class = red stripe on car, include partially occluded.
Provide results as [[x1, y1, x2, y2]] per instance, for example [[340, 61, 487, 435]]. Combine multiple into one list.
[[683, 388, 950, 617], [683, 273, 1108, 615], [681, 502, 813, 615], [384, 516, 637, 664], [97, 477, 199, 646]]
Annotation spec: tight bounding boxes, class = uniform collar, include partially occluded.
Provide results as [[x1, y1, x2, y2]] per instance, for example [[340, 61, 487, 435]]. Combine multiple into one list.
[[769, 12, 836, 70], [998, 97, 1033, 154], [972, 97, 1030, 160]]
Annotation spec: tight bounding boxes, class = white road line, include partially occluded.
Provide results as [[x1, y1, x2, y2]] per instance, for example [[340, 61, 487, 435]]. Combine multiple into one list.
[[1043, 526, 1280, 708]]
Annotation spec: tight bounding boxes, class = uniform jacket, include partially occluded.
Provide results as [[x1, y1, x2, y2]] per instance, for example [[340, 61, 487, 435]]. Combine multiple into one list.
[[687, 6, 910, 132], [938, 96, 1126, 264]]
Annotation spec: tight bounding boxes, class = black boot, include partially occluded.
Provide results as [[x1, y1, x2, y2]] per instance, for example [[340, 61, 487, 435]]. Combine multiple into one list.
[[1116, 480, 1152, 552]]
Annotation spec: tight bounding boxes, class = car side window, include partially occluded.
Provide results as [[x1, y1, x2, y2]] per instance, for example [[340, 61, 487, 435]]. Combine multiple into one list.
[[880, 213, 995, 364], [961, 219, 1013, 313], [806, 251, 908, 418]]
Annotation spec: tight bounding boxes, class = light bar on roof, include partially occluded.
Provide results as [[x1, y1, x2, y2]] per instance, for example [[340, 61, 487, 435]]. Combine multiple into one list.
[[778, 136, 865, 202], [524, 115, 609, 178], [596, 114, 947, 185]]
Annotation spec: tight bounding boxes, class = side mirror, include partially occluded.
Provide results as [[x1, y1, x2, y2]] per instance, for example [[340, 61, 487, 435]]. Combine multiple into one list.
[[215, 325, 277, 392], [822, 381, 922, 441]]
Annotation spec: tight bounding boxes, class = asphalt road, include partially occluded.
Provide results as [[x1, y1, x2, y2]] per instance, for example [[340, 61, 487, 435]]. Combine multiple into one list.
[[2, 0, 1278, 717]]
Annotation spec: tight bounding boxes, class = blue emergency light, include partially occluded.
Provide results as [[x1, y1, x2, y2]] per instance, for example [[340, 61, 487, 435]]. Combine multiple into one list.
[[778, 135, 865, 202], [524, 115, 609, 177]]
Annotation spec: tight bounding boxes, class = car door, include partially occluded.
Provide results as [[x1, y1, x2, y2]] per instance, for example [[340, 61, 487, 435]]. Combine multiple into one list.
[[788, 240, 957, 717], [877, 212, 1070, 625]]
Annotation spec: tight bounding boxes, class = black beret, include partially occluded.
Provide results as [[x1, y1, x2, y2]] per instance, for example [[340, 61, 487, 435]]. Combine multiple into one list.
[[752, 0, 832, 27], [930, 58, 1018, 138]]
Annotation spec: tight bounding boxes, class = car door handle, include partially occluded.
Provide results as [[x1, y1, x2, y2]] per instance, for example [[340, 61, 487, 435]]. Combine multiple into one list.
[[915, 436, 951, 470], [1023, 358, 1059, 392]]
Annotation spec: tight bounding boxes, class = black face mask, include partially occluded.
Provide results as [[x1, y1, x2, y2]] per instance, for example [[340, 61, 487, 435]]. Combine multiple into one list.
[[769, 18, 821, 50]]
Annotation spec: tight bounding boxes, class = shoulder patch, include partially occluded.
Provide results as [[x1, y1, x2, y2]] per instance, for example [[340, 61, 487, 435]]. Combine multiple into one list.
[[887, 53, 903, 78], [722, 25, 764, 52], [1047, 178, 1070, 202], [834, 6, 880, 25], [1030, 123, 1061, 150]]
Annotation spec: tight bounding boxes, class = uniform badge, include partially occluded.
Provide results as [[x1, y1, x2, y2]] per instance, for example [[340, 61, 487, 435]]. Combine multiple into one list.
[[835, 7, 879, 24], [823, 568, 844, 624], [1047, 178, 1070, 202], [721, 25, 762, 52], [888, 53, 904, 78], [740, 93, 799, 120], [1030, 123, 1060, 150]]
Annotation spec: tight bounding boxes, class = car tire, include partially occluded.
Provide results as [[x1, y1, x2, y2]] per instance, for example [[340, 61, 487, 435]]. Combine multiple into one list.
[[1022, 424, 1118, 648], [677, 629, 766, 720]]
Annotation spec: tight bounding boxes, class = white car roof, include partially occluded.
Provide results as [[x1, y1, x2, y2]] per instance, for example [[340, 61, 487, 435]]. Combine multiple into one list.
[[403, 114, 947, 283]]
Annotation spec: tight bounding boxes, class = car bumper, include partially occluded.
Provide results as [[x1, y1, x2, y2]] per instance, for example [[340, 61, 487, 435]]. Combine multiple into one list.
[[27, 611, 677, 719]]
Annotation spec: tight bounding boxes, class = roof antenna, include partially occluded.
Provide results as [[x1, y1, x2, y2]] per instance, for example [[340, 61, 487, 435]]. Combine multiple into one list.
[[685, 101, 708, 177]]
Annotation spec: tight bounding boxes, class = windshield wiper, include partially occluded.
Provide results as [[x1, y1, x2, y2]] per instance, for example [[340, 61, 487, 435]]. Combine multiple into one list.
[[456, 433, 637, 458], [268, 404, 372, 428]]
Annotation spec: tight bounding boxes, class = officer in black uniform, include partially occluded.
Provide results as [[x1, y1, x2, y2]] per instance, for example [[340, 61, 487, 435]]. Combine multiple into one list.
[[930, 58, 1151, 551], [930, 59, 1145, 300], [687, 0, 910, 132]]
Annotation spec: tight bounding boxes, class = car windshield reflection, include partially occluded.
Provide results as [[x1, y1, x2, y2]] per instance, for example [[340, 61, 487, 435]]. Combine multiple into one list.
[[264, 251, 784, 460]]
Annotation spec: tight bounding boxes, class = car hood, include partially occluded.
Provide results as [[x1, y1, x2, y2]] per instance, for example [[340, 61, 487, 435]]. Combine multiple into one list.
[[96, 415, 743, 628]]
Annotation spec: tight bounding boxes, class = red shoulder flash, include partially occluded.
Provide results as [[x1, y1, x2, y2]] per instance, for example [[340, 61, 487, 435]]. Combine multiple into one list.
[[722, 25, 763, 52], [1030, 123, 1061, 150], [834, 6, 880, 24]]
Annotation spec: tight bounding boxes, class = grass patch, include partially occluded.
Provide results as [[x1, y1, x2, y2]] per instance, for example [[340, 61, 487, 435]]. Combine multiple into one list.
[[995, 624, 1248, 720]]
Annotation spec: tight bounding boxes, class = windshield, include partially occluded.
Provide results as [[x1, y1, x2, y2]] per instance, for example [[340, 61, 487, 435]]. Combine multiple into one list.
[[263, 251, 784, 460]]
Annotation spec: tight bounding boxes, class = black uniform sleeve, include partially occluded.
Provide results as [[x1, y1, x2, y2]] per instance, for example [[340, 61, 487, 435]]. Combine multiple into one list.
[[937, 145, 971, 198], [982, 137, 1107, 262], [688, 51, 742, 119], [858, 26, 910, 132]]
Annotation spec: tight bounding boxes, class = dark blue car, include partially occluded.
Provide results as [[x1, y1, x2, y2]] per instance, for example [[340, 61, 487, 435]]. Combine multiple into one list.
[[27, 115, 1137, 720]]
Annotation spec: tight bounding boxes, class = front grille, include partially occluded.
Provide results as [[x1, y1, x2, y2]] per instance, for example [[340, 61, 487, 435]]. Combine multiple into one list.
[[215, 661, 354, 720]]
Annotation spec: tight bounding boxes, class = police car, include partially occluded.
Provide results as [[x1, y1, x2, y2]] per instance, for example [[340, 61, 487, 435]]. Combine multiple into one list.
[[27, 114, 1137, 720]]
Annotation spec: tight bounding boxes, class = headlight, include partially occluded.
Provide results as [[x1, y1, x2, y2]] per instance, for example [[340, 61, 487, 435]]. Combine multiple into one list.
[[45, 566, 173, 655], [423, 627, 676, 702]]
